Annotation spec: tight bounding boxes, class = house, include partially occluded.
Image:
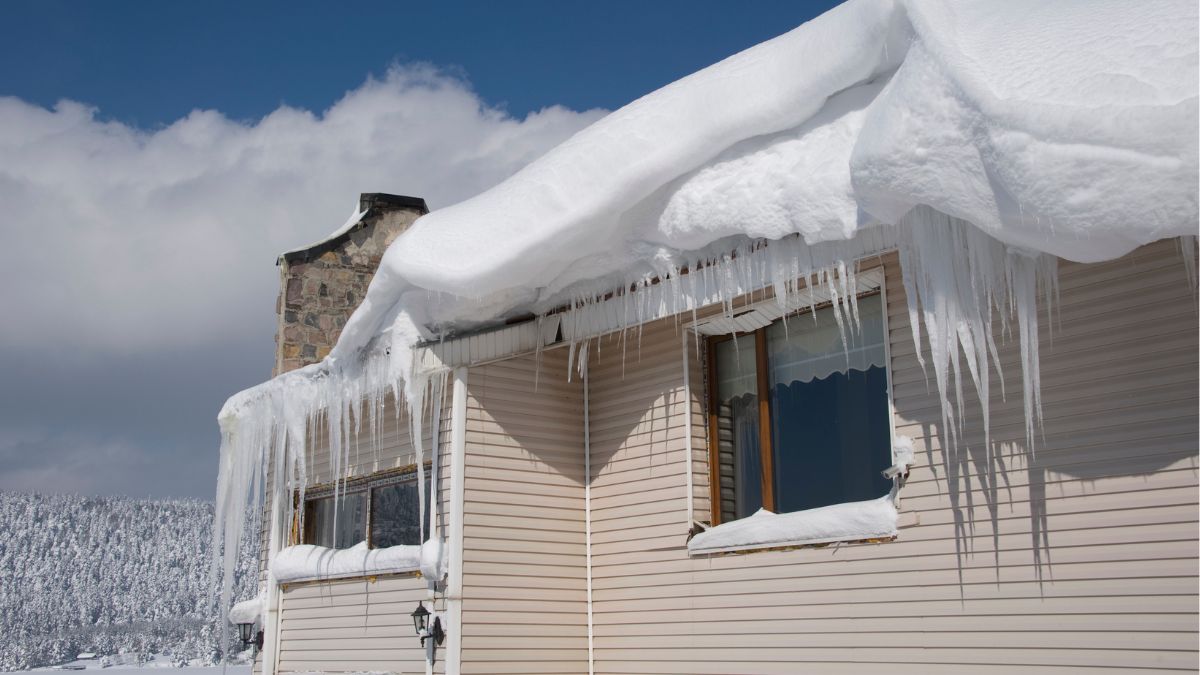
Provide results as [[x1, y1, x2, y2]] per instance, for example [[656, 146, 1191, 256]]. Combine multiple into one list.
[[213, 1, 1199, 674]]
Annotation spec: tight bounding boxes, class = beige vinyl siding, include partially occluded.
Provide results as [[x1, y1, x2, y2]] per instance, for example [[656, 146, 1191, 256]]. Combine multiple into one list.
[[460, 350, 590, 673], [586, 241, 1198, 674], [276, 574, 433, 673], [273, 389, 453, 675]]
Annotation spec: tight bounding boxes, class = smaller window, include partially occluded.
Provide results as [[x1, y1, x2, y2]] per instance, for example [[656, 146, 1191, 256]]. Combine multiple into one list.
[[303, 492, 367, 549], [370, 475, 431, 548], [299, 464, 432, 550]]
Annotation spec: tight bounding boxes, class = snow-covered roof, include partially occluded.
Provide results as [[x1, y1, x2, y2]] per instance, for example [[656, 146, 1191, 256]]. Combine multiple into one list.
[[322, 0, 1195, 367], [212, 0, 1197, 622], [219, 0, 1196, 427]]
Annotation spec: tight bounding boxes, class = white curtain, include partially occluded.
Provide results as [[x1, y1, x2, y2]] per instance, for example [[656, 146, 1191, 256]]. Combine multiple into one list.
[[767, 293, 885, 388]]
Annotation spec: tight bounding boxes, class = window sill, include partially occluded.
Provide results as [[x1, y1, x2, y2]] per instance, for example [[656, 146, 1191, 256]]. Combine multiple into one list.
[[687, 495, 900, 556], [271, 541, 422, 584]]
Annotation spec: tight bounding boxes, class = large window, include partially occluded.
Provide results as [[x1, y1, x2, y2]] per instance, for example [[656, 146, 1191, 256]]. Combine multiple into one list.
[[300, 465, 432, 549], [707, 292, 893, 524]]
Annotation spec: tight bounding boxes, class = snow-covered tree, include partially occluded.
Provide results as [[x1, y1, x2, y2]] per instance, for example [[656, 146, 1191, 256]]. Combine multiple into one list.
[[0, 491, 257, 670]]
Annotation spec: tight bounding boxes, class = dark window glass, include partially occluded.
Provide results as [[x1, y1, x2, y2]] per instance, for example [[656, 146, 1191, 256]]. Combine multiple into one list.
[[370, 476, 431, 548], [766, 293, 892, 513], [713, 337, 762, 522], [303, 492, 366, 549]]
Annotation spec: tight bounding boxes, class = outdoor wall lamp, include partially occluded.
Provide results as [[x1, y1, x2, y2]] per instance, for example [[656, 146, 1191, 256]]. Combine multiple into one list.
[[236, 621, 264, 653], [410, 602, 445, 650]]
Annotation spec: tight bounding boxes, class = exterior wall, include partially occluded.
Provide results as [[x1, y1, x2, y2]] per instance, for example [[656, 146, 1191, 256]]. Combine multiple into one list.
[[276, 574, 433, 673], [271, 390, 452, 675], [255, 237, 1197, 674], [460, 351, 590, 673], [584, 241, 1198, 673], [274, 194, 425, 375]]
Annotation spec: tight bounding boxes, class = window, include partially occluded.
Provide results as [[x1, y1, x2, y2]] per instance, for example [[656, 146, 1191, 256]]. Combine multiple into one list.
[[303, 492, 367, 549], [299, 464, 432, 549], [707, 292, 893, 525]]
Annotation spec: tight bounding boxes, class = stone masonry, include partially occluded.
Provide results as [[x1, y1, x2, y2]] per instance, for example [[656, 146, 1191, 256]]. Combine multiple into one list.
[[273, 193, 427, 375]]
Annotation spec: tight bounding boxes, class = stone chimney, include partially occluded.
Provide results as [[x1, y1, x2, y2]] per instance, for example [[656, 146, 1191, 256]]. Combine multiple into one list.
[[273, 193, 428, 375]]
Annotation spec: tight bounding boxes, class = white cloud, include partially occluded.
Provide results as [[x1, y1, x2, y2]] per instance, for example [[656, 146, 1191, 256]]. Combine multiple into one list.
[[0, 65, 605, 357]]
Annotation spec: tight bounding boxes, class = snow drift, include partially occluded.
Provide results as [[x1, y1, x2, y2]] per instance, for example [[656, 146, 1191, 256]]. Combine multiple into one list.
[[213, 0, 1198, 630]]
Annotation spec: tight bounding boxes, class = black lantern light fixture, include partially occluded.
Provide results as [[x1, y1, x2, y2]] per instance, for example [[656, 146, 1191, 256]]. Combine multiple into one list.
[[410, 602, 445, 651], [410, 602, 430, 636], [236, 621, 264, 653]]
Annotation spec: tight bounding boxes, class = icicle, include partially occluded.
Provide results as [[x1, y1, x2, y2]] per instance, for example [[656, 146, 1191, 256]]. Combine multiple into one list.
[[409, 373, 427, 544], [1008, 251, 1044, 452], [897, 205, 1058, 459], [1179, 235, 1198, 291]]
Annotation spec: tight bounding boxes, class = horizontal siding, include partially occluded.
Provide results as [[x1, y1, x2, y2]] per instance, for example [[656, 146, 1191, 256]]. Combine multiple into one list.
[[586, 243, 1199, 674], [271, 387, 453, 675], [460, 352, 589, 673], [276, 574, 435, 674]]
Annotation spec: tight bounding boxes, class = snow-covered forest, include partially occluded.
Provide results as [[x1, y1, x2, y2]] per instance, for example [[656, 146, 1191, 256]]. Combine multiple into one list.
[[0, 491, 257, 670]]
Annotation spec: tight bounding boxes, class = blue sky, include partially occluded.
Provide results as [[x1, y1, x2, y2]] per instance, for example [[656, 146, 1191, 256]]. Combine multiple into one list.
[[0, 1, 840, 500], [3, 1, 837, 128]]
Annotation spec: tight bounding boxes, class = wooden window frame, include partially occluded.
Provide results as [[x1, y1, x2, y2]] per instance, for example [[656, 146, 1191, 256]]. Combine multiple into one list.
[[293, 461, 432, 548], [704, 289, 888, 526]]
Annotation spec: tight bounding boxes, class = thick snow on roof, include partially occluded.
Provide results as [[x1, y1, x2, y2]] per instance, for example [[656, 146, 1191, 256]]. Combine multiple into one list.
[[328, 0, 1196, 362]]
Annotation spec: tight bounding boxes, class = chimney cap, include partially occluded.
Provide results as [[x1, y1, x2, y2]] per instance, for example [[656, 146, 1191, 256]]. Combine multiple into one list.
[[358, 193, 429, 214], [278, 193, 428, 265]]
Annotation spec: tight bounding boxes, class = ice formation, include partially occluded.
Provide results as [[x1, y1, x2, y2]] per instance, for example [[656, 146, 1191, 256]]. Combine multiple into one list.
[[271, 542, 423, 584], [212, 0, 1198, 632], [688, 495, 899, 554], [886, 435, 915, 477]]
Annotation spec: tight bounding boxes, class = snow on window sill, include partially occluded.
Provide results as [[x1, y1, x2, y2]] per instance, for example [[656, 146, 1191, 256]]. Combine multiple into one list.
[[271, 541, 422, 584], [687, 495, 899, 556]]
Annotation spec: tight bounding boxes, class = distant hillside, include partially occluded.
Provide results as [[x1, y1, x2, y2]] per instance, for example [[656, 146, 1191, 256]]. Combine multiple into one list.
[[0, 491, 258, 670]]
